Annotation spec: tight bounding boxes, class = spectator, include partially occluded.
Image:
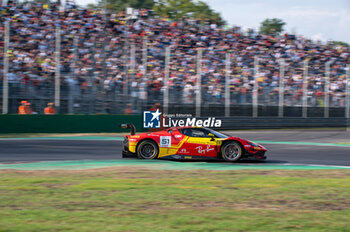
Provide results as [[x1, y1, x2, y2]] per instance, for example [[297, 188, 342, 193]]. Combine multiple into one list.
[[18, 100, 28, 114], [44, 102, 56, 114], [25, 102, 33, 114], [125, 103, 132, 115]]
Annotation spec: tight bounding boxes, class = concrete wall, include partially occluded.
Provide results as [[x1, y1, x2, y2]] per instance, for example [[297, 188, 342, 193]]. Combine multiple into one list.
[[0, 115, 144, 133], [0, 115, 347, 133]]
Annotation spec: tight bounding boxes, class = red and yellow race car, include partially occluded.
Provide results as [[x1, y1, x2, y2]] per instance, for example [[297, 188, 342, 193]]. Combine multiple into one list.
[[120, 124, 267, 162]]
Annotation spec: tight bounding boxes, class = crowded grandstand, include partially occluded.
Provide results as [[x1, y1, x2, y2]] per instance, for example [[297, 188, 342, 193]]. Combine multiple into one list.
[[0, 0, 349, 114]]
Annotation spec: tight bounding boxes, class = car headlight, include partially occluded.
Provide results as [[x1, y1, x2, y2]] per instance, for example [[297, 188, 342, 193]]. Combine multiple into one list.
[[248, 142, 259, 147]]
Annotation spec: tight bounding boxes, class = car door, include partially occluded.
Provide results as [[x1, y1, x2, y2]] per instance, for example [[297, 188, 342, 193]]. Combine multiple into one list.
[[178, 128, 218, 157]]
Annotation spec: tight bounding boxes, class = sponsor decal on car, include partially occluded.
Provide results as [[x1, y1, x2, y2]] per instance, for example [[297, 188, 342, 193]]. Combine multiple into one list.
[[179, 148, 189, 154], [160, 136, 171, 147], [195, 145, 214, 154]]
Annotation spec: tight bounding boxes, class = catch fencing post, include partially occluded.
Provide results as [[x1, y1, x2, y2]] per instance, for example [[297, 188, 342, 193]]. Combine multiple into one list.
[[54, 26, 61, 111], [140, 36, 147, 113], [324, 61, 331, 118], [302, 59, 308, 118], [346, 65, 350, 131], [130, 43, 136, 106], [142, 36, 147, 75], [278, 59, 285, 117], [88, 42, 97, 114], [102, 0, 107, 80], [101, 0, 108, 112], [252, 56, 259, 117], [130, 43, 136, 83], [163, 47, 170, 115], [2, 21, 9, 114], [69, 35, 78, 114], [123, 42, 129, 100], [195, 48, 203, 117], [225, 53, 231, 117], [123, 13, 130, 102]]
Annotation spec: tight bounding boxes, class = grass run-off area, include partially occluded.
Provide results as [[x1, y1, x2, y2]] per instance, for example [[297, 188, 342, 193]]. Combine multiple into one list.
[[0, 168, 350, 232]]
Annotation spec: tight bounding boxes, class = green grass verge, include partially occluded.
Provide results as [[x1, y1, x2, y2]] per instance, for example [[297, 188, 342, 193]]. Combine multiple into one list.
[[0, 168, 350, 231]]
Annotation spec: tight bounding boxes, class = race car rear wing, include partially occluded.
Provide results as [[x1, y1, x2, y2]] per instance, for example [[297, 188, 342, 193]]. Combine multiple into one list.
[[120, 124, 136, 135]]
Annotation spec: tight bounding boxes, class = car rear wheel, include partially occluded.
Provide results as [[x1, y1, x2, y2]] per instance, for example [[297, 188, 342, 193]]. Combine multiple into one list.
[[221, 141, 242, 162], [137, 140, 159, 159]]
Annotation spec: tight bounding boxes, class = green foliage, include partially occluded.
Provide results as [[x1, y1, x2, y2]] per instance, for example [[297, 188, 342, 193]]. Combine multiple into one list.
[[154, 0, 194, 19], [95, 0, 154, 12], [88, 0, 225, 26], [22, 0, 50, 4], [329, 41, 349, 48], [154, 0, 225, 26], [259, 18, 286, 36], [86, 3, 97, 9]]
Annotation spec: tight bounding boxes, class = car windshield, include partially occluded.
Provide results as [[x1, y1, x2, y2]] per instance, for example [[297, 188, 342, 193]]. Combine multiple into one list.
[[205, 128, 229, 138], [179, 128, 230, 138]]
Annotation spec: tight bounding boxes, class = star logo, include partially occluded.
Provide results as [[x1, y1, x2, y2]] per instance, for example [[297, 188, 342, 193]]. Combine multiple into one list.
[[143, 110, 162, 128], [150, 109, 161, 122]]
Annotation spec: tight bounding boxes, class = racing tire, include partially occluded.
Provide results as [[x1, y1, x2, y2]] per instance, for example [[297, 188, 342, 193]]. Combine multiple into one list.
[[137, 140, 159, 159], [221, 141, 243, 162]]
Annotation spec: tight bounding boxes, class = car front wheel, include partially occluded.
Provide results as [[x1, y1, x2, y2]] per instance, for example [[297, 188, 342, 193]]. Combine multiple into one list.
[[221, 141, 243, 162], [137, 140, 159, 159]]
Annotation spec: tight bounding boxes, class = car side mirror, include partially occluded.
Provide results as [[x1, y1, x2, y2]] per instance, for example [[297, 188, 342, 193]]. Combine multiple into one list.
[[208, 133, 215, 141]]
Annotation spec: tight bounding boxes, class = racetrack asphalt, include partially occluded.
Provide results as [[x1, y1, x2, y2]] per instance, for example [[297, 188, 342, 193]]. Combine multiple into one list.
[[0, 130, 349, 166]]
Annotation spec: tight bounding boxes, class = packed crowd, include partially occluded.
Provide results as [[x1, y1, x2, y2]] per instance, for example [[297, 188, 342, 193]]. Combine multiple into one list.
[[0, 1, 349, 110]]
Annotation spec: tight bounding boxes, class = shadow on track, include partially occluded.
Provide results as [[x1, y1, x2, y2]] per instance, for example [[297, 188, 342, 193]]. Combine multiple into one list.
[[124, 157, 289, 165]]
